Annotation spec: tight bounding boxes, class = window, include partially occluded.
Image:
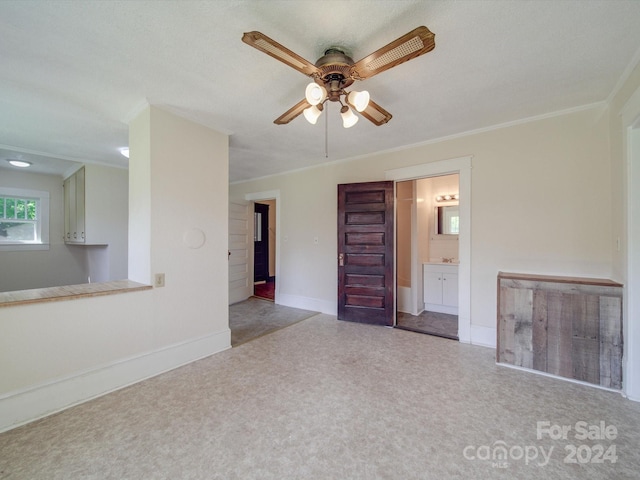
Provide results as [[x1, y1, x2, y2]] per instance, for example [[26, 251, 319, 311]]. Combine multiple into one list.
[[0, 188, 49, 251]]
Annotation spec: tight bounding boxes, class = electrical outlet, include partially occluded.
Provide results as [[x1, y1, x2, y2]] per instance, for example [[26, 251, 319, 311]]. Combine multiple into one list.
[[154, 273, 165, 288]]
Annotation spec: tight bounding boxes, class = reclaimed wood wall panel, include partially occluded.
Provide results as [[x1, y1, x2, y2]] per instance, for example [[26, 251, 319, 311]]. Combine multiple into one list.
[[497, 273, 623, 390]]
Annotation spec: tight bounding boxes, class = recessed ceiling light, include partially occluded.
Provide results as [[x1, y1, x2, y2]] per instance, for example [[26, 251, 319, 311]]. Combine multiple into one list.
[[7, 159, 32, 168], [119, 147, 129, 158]]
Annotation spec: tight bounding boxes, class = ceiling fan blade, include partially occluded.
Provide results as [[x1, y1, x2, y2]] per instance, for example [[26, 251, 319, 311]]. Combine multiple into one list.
[[350, 26, 435, 80], [359, 99, 392, 126], [274, 99, 311, 125], [242, 31, 321, 77]]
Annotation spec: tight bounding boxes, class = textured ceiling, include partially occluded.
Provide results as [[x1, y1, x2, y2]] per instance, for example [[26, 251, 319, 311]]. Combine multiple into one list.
[[1, 1, 640, 182]]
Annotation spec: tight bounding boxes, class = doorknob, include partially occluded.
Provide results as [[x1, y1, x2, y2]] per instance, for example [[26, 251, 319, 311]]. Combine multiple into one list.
[[338, 253, 344, 266]]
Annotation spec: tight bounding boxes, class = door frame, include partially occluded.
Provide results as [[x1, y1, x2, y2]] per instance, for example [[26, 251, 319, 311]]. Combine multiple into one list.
[[622, 85, 640, 401], [245, 190, 281, 302], [386, 156, 472, 343]]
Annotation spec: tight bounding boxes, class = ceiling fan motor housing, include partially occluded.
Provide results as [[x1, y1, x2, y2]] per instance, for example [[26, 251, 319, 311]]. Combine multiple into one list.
[[314, 48, 355, 96]]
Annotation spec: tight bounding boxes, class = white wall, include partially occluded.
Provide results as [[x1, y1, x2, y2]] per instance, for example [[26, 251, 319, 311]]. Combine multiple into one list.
[[0, 106, 230, 431], [230, 106, 612, 336]]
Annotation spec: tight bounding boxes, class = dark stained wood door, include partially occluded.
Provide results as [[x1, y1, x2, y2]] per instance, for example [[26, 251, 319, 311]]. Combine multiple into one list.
[[254, 202, 269, 283], [337, 181, 394, 326]]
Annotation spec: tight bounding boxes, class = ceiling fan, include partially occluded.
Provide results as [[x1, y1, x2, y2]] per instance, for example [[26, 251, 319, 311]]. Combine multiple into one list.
[[242, 26, 435, 128]]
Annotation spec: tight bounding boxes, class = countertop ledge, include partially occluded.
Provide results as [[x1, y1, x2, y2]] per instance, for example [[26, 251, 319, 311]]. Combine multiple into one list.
[[0, 280, 153, 308]]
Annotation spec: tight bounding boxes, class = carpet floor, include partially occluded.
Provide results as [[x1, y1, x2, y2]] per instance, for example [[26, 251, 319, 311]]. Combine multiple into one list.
[[1, 314, 639, 479]]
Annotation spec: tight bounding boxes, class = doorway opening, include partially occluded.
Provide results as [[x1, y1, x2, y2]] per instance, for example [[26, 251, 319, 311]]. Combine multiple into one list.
[[385, 156, 471, 343], [253, 199, 276, 301], [395, 174, 459, 339]]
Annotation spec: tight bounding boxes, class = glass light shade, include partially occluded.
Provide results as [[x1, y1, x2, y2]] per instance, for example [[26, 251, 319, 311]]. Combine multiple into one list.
[[303, 105, 322, 124], [305, 82, 327, 106], [341, 106, 359, 128], [347, 90, 370, 112], [8, 159, 31, 168], [119, 147, 130, 158]]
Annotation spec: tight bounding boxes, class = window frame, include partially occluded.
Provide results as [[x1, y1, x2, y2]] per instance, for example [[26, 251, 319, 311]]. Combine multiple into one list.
[[0, 187, 50, 251]]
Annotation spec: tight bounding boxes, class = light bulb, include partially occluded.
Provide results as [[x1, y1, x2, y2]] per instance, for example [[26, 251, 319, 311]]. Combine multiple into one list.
[[341, 106, 358, 128], [8, 159, 31, 168], [305, 82, 327, 106], [303, 105, 322, 124], [444, 195, 452, 201], [435, 195, 443, 202], [347, 90, 370, 112]]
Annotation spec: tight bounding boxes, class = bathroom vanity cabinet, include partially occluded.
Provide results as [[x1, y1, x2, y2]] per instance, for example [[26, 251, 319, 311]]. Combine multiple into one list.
[[423, 263, 458, 315]]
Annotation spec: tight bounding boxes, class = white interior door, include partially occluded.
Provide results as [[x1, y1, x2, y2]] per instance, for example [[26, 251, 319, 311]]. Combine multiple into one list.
[[228, 200, 252, 304]]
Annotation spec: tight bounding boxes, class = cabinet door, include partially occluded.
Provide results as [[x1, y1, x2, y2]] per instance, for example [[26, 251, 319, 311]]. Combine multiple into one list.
[[442, 273, 458, 306], [66, 174, 78, 242], [75, 167, 85, 243], [63, 176, 72, 241], [424, 271, 443, 304]]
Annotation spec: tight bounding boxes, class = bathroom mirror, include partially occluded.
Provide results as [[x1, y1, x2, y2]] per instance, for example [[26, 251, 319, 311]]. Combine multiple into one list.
[[435, 205, 459, 235]]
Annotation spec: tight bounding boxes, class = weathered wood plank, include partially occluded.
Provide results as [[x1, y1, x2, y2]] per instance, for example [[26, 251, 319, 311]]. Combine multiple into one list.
[[499, 278, 622, 298], [513, 288, 533, 368], [557, 293, 576, 378], [546, 291, 564, 376], [600, 296, 623, 389], [571, 295, 600, 385], [498, 286, 516, 365], [532, 289, 548, 372], [498, 272, 622, 288]]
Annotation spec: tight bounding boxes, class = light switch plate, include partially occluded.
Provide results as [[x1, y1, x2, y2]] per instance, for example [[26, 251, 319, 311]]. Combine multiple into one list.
[[154, 273, 165, 288]]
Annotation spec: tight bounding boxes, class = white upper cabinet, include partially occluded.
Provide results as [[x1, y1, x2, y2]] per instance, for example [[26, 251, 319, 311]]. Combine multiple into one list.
[[64, 165, 127, 246]]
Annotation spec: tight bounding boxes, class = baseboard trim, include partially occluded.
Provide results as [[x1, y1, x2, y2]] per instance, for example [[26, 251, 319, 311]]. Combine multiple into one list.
[[497, 362, 624, 395], [0, 329, 231, 433], [276, 293, 336, 315], [424, 303, 459, 315], [470, 325, 496, 348]]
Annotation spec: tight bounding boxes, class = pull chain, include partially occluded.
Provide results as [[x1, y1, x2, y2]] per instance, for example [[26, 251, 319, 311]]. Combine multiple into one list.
[[325, 101, 329, 158]]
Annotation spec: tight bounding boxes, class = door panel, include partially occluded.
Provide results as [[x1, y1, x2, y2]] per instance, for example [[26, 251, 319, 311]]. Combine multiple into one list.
[[229, 200, 252, 304], [337, 181, 394, 326]]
